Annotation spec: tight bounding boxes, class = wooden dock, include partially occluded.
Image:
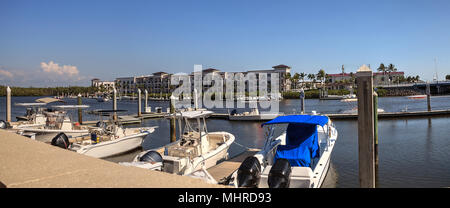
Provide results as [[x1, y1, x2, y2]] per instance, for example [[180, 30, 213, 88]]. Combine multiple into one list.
[[82, 112, 167, 125], [207, 148, 260, 182]]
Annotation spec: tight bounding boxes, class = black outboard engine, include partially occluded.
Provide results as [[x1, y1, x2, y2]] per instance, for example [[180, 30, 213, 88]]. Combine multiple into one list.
[[237, 156, 261, 188], [96, 121, 106, 129], [268, 158, 292, 188], [139, 150, 163, 163], [230, 109, 237, 115], [51, 133, 70, 149], [0, 120, 7, 129]]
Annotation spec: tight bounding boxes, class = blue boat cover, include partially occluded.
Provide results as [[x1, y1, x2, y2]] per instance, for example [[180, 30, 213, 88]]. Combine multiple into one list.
[[261, 115, 329, 127], [273, 123, 320, 167]]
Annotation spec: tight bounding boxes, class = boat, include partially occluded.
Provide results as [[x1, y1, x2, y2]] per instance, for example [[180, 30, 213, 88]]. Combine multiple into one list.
[[15, 105, 91, 142], [50, 109, 157, 158], [223, 114, 338, 188], [341, 107, 384, 114], [228, 108, 284, 121], [408, 95, 427, 99], [97, 96, 110, 102], [120, 110, 235, 175]]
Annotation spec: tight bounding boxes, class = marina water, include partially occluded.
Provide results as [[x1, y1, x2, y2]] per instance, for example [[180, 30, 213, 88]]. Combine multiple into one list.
[[1, 96, 450, 187]]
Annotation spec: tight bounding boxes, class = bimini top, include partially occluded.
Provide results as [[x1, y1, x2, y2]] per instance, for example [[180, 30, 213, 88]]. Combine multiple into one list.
[[262, 115, 329, 127]]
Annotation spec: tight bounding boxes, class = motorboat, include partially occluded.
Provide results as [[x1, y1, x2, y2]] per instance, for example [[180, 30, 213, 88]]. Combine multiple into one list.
[[407, 95, 427, 99], [228, 108, 284, 121], [120, 110, 235, 176], [341, 107, 384, 114], [15, 105, 91, 142], [50, 109, 157, 158], [222, 114, 338, 188]]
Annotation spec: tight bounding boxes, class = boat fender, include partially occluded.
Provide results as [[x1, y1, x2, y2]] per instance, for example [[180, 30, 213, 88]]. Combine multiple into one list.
[[268, 158, 291, 188], [0, 120, 8, 129], [51, 133, 70, 149], [139, 150, 163, 163], [237, 156, 261, 188]]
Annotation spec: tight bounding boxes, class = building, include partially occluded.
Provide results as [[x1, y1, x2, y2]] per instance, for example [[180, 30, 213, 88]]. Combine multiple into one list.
[[327, 71, 405, 88], [113, 64, 292, 96], [91, 78, 115, 92]]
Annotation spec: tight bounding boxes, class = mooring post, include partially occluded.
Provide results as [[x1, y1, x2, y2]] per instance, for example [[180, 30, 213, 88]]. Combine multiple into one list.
[[170, 95, 176, 143], [373, 90, 379, 187], [137, 89, 142, 117], [300, 88, 305, 114], [144, 89, 148, 113], [77, 93, 83, 124], [194, 88, 199, 110], [113, 88, 117, 122], [6, 86, 11, 122], [356, 64, 376, 188], [426, 81, 431, 112]]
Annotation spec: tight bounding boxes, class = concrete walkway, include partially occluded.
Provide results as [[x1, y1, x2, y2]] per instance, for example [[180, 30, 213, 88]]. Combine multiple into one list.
[[0, 130, 222, 188]]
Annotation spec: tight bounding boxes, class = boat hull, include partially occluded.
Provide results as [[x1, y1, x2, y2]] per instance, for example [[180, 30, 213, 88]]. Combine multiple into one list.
[[75, 133, 148, 158], [19, 130, 89, 143]]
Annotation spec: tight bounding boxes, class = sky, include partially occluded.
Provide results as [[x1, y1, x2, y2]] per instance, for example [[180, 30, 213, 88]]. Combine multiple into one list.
[[1, 0, 450, 87]]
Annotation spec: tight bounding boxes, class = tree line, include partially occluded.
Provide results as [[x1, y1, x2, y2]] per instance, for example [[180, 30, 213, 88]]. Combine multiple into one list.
[[0, 85, 98, 96]]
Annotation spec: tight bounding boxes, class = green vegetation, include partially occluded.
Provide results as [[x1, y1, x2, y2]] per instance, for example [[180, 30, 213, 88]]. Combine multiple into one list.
[[282, 89, 351, 99], [0, 85, 98, 96]]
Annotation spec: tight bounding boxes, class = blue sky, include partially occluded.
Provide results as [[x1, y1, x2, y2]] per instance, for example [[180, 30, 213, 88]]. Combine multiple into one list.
[[1, 0, 450, 87]]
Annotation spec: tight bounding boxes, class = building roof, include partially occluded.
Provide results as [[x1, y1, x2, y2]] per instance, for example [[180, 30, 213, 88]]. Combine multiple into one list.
[[272, 64, 291, 69], [202, 68, 221, 73]]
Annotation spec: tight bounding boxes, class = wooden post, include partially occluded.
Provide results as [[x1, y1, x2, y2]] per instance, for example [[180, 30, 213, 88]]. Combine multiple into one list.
[[77, 94, 82, 124], [426, 81, 431, 112], [373, 91, 379, 188], [170, 95, 176, 142], [194, 89, 199, 110], [300, 88, 305, 114], [356, 65, 375, 188], [144, 89, 148, 112], [6, 86, 11, 122], [113, 88, 117, 121], [137, 89, 142, 117]]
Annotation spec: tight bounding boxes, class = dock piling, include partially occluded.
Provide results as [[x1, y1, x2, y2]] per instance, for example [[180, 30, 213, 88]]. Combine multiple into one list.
[[77, 94, 83, 124], [144, 89, 148, 113], [426, 81, 431, 112], [113, 88, 117, 121], [300, 88, 305, 114], [373, 91, 379, 187], [170, 95, 176, 142], [6, 86, 11, 122], [137, 89, 142, 117], [194, 89, 199, 110], [356, 65, 376, 188]]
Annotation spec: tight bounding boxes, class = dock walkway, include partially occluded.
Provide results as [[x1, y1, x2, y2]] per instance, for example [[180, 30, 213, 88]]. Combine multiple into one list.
[[0, 130, 222, 188]]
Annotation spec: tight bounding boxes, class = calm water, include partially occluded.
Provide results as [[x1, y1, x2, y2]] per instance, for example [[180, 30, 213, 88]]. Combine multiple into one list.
[[1, 96, 450, 187]]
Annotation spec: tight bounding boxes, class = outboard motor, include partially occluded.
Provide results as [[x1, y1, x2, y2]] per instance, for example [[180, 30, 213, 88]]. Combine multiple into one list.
[[230, 109, 237, 115], [237, 156, 261, 188], [0, 120, 7, 129], [268, 158, 291, 188], [96, 121, 106, 129], [139, 150, 163, 163], [51, 133, 70, 149]]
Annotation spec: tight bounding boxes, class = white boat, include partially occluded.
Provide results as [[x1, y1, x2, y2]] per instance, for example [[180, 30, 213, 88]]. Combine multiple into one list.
[[120, 110, 235, 176], [228, 108, 284, 121], [51, 109, 157, 158], [223, 114, 338, 188], [342, 107, 384, 114], [407, 95, 427, 99], [15, 105, 91, 142]]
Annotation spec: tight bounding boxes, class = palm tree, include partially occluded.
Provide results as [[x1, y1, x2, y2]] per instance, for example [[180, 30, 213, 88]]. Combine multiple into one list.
[[377, 63, 387, 74], [387, 64, 397, 73], [292, 73, 300, 90], [299, 72, 306, 88], [317, 69, 326, 82]]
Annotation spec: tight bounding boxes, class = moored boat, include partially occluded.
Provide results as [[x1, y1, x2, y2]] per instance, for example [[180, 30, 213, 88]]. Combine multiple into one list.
[[222, 114, 338, 188], [120, 110, 235, 176]]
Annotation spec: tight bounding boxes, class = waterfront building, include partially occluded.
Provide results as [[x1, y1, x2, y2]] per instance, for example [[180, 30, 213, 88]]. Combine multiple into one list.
[[113, 64, 292, 96], [327, 71, 405, 88], [91, 78, 115, 93]]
